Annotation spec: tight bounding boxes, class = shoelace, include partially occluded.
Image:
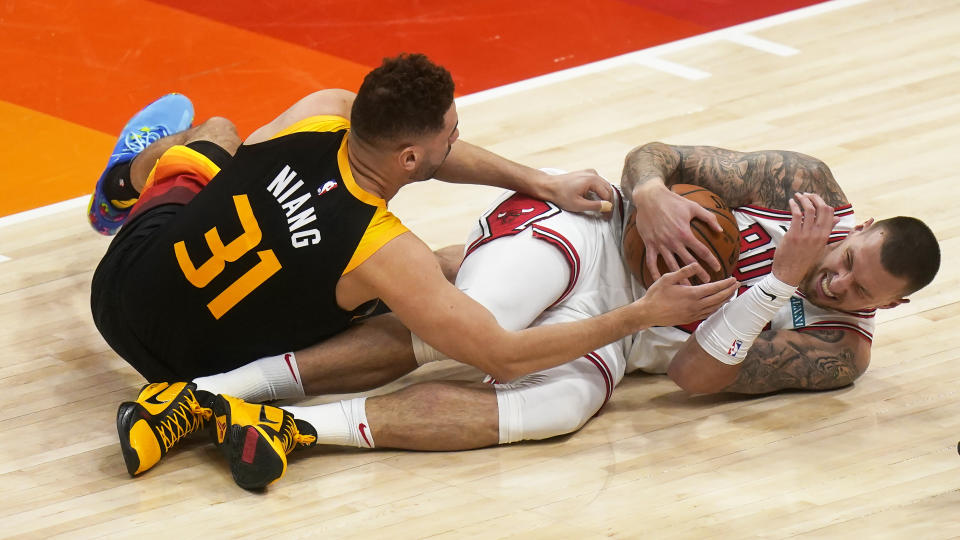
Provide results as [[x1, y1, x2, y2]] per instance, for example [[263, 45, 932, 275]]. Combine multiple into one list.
[[123, 125, 170, 154], [279, 417, 316, 455], [156, 392, 213, 451]]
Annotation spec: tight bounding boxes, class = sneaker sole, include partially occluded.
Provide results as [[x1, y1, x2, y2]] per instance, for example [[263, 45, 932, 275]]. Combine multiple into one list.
[[116, 401, 144, 477], [227, 424, 285, 490]]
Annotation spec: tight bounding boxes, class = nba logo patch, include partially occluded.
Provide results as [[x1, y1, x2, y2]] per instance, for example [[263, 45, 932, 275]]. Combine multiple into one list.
[[727, 339, 743, 357], [317, 180, 338, 196]]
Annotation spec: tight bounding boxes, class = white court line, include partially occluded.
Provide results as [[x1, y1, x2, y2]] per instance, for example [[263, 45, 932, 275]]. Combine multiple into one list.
[[634, 57, 711, 80], [0, 0, 869, 233], [724, 33, 799, 56], [0, 254, 10, 263], [458, 0, 868, 105]]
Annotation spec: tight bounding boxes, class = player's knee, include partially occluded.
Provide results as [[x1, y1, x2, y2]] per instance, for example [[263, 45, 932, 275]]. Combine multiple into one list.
[[185, 116, 241, 154], [497, 374, 605, 443]]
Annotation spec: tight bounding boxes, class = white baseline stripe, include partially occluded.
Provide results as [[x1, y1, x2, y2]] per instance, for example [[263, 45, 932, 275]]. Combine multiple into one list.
[[0, 254, 11, 263], [0, 0, 869, 230], [724, 33, 799, 56], [634, 57, 711, 80], [458, 0, 867, 106]]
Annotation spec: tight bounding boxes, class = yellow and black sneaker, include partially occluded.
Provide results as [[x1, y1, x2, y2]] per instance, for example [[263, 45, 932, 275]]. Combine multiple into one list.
[[209, 394, 282, 454], [212, 395, 316, 490], [116, 382, 213, 476]]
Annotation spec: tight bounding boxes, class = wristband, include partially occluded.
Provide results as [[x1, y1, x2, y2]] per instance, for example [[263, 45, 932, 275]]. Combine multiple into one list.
[[694, 273, 797, 365]]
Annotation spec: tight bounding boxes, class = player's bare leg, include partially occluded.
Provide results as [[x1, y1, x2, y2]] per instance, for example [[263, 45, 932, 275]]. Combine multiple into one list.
[[366, 381, 499, 450], [298, 313, 420, 395], [284, 350, 615, 451], [130, 116, 241, 191]]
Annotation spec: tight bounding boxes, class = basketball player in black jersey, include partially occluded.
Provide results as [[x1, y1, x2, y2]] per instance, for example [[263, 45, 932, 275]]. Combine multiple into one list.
[[97, 53, 737, 488]]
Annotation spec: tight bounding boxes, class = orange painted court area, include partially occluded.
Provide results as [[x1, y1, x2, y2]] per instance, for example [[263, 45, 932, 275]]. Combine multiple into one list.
[[0, 0, 822, 218]]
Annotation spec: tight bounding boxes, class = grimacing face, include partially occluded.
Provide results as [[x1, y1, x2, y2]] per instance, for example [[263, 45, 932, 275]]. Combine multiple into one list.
[[799, 222, 910, 312], [411, 103, 460, 181]]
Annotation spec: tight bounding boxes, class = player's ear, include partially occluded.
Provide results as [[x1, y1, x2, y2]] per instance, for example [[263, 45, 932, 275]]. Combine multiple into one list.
[[853, 217, 875, 233], [878, 297, 908, 310], [398, 145, 420, 173]]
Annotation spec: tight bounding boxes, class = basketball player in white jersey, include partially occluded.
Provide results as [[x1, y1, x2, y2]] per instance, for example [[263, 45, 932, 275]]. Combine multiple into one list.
[[127, 143, 940, 488]]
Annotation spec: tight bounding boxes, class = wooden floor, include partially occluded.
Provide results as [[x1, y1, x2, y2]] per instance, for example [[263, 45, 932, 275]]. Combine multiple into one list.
[[2, 0, 960, 537]]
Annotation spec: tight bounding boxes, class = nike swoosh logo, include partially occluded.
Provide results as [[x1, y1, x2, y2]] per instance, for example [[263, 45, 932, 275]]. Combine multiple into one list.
[[358, 423, 372, 447], [143, 391, 172, 405], [758, 286, 777, 302], [284, 353, 299, 384]]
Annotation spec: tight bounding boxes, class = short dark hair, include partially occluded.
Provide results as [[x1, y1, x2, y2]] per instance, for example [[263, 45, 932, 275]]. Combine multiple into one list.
[[875, 216, 940, 295], [351, 53, 455, 146]]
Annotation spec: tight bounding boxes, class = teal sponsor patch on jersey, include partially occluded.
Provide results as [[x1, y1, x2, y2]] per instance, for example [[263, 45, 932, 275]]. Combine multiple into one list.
[[790, 296, 806, 327]]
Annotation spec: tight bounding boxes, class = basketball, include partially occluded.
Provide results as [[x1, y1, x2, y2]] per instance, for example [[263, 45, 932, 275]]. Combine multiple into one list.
[[623, 184, 740, 288]]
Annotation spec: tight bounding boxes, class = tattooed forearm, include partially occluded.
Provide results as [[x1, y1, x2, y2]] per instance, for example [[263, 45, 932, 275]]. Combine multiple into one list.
[[749, 151, 848, 209], [670, 145, 849, 209], [621, 142, 682, 195], [722, 330, 861, 394]]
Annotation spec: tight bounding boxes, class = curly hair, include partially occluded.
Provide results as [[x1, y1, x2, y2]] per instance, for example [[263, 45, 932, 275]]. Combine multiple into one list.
[[875, 216, 940, 295], [351, 53, 455, 145]]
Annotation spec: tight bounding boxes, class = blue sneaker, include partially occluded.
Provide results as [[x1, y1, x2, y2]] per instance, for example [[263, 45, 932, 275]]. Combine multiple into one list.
[[87, 93, 194, 235]]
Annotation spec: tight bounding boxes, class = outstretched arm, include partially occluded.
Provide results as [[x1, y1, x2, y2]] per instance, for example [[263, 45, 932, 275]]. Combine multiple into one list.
[[351, 232, 737, 382], [435, 141, 615, 213]]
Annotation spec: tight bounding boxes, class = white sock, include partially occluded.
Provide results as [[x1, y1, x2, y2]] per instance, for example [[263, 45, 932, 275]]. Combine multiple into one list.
[[285, 397, 374, 448], [193, 352, 306, 402]]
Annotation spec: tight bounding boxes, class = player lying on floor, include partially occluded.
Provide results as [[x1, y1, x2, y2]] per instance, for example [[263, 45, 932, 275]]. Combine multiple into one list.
[[119, 143, 939, 490]]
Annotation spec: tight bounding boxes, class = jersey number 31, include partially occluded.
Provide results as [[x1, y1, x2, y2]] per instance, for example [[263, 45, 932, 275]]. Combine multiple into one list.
[[174, 195, 281, 319]]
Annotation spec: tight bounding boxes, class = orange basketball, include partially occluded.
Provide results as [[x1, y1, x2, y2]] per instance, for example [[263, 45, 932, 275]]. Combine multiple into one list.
[[623, 184, 740, 288]]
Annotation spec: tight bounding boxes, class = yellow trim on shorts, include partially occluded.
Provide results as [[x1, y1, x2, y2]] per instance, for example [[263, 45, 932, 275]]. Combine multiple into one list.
[[142, 145, 221, 192], [268, 115, 350, 140]]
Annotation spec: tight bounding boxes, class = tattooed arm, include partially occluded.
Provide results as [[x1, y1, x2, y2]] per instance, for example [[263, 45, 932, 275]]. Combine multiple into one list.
[[667, 328, 870, 394], [620, 142, 848, 280], [621, 142, 849, 209]]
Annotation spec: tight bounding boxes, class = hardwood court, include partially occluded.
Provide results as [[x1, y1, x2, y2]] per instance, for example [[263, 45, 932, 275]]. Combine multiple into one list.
[[1, 0, 959, 537]]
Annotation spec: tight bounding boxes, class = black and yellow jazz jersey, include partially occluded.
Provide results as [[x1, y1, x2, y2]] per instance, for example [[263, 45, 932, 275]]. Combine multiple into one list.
[[101, 116, 408, 379]]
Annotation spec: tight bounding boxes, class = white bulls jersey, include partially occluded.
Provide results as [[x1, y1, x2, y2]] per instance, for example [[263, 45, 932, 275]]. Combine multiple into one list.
[[627, 202, 876, 374]]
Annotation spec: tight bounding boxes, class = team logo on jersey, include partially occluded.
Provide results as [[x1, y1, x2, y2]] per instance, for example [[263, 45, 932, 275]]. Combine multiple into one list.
[[727, 339, 743, 357], [790, 296, 806, 328], [317, 180, 338, 196], [497, 207, 537, 222]]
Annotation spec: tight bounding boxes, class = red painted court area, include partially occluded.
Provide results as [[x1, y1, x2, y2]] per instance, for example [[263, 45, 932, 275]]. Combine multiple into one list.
[[0, 0, 822, 217]]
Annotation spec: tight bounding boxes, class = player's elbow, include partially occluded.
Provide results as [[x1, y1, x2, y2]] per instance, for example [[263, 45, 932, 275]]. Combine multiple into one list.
[[453, 340, 521, 383], [667, 359, 724, 395], [624, 142, 671, 168], [667, 344, 735, 395], [482, 356, 525, 384]]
